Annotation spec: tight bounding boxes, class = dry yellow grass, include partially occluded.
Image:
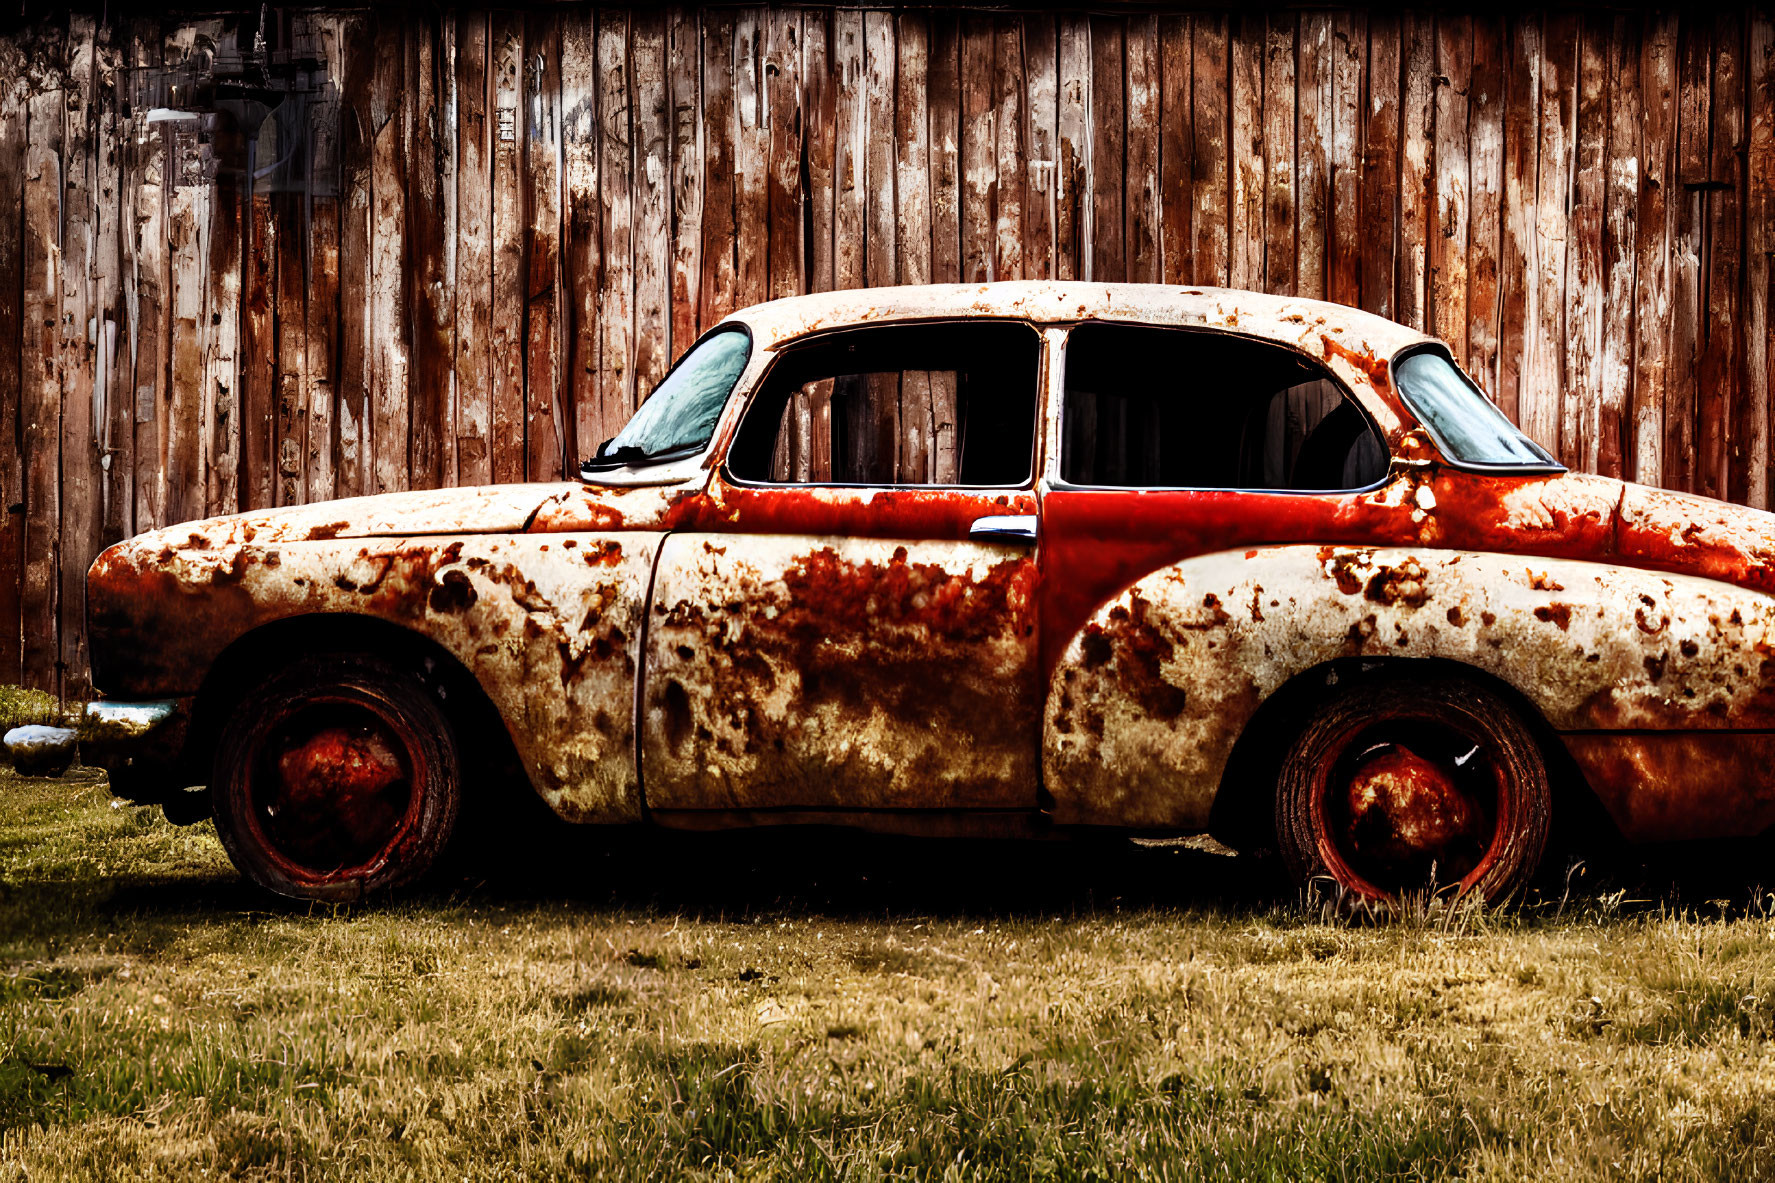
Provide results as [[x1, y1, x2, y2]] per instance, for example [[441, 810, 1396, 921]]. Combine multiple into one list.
[[1, 771, 1774, 1180]]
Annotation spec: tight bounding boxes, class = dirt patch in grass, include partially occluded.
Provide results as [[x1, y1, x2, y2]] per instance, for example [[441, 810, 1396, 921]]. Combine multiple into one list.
[[2, 770, 1775, 1178]]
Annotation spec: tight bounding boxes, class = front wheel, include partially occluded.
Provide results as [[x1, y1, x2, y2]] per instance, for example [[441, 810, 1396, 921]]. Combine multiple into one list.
[[211, 654, 462, 901], [1274, 672, 1550, 904]]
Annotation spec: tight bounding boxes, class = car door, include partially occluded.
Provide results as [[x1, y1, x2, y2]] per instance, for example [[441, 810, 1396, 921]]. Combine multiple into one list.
[[641, 319, 1046, 816]]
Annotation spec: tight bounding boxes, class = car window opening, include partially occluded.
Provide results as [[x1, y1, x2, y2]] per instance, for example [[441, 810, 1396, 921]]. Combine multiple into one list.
[[1391, 347, 1561, 471], [726, 321, 1042, 487], [1060, 322, 1390, 491], [582, 326, 753, 473]]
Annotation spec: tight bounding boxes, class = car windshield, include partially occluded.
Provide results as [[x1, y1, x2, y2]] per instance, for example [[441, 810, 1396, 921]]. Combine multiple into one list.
[[586, 328, 752, 469], [1392, 349, 1560, 470]]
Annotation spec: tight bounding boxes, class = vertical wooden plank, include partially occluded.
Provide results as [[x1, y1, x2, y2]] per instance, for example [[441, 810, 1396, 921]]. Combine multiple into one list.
[[1634, 14, 1677, 488], [369, 17, 409, 493], [1228, 15, 1263, 292], [733, 10, 768, 309], [490, 14, 527, 477], [1297, 13, 1330, 299], [1329, 11, 1364, 308], [1086, 17, 1124, 282], [413, 13, 454, 488], [1192, 16, 1229, 288], [863, 11, 895, 290], [1397, 13, 1433, 331], [698, 9, 737, 329], [1056, 15, 1089, 282], [23, 85, 62, 692], [1668, 17, 1708, 493], [0, 68, 21, 682], [1566, 17, 1607, 473], [1599, 17, 1641, 483], [597, 12, 635, 425], [1023, 13, 1057, 281], [1748, 14, 1775, 508], [1361, 14, 1399, 320], [961, 16, 995, 282], [927, 13, 960, 285], [1497, 18, 1541, 429], [439, 15, 458, 484], [1534, 14, 1577, 464], [803, 10, 835, 294], [306, 23, 343, 503], [1431, 15, 1471, 359], [1125, 16, 1160, 284], [670, 9, 703, 355], [632, 13, 671, 405], [273, 183, 307, 507], [61, 17, 99, 687], [897, 13, 932, 285], [337, 14, 374, 499], [93, 26, 130, 548], [456, 10, 494, 483], [241, 162, 275, 508], [1157, 17, 1190, 284], [832, 10, 865, 291], [1262, 15, 1296, 298], [766, 10, 804, 301], [994, 17, 1026, 280], [128, 22, 168, 532], [1468, 18, 1505, 393], [1708, 11, 1745, 503]]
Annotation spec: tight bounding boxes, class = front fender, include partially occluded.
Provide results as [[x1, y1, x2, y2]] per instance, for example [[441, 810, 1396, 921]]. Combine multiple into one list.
[[87, 530, 660, 822], [1044, 545, 1775, 830]]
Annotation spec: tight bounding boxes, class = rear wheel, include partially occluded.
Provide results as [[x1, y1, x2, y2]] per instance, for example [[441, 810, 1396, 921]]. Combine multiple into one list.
[[1275, 673, 1550, 904], [211, 654, 461, 901]]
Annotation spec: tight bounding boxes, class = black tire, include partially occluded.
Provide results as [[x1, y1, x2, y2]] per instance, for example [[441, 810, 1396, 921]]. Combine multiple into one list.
[[1275, 672, 1550, 904], [210, 653, 462, 901]]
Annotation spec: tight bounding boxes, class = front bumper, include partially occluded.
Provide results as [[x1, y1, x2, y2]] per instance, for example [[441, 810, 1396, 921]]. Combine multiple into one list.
[[80, 698, 196, 803]]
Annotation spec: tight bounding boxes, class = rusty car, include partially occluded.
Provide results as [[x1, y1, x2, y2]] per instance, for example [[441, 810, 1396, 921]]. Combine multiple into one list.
[[79, 281, 1775, 903]]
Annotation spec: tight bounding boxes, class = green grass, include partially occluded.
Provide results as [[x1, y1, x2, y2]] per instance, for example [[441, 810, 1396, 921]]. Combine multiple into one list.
[[2, 770, 1775, 1180]]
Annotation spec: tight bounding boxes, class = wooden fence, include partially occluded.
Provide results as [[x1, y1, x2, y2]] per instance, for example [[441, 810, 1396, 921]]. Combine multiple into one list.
[[2, 5, 1772, 694]]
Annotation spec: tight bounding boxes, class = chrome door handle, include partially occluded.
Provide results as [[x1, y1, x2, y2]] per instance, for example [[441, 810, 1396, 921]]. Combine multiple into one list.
[[969, 514, 1038, 545]]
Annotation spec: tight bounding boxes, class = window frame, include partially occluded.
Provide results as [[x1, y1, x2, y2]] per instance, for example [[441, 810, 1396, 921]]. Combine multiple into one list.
[[1044, 321, 1396, 495], [719, 317, 1048, 492]]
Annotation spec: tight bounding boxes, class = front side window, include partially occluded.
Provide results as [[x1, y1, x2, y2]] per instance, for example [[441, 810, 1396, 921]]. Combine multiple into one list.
[[1059, 323, 1389, 490], [1391, 347, 1561, 471], [726, 321, 1041, 486], [583, 327, 752, 472]]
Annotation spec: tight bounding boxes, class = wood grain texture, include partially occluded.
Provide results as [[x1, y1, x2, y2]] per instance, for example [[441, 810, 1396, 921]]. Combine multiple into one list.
[[1467, 17, 1504, 392], [1328, 10, 1363, 308], [1227, 15, 1261, 292], [11, 7, 1775, 690], [1296, 12, 1329, 299], [1361, 13, 1399, 320], [1262, 15, 1296, 298], [896, 13, 932, 285], [1190, 15, 1228, 288]]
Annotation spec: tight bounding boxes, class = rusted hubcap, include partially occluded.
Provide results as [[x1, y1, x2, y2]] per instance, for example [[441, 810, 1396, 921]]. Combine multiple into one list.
[[248, 698, 422, 880], [1318, 724, 1504, 895]]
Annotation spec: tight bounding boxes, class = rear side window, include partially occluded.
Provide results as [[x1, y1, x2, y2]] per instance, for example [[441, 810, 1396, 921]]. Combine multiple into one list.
[[727, 322, 1041, 486], [1060, 323, 1389, 490], [1392, 348, 1561, 471]]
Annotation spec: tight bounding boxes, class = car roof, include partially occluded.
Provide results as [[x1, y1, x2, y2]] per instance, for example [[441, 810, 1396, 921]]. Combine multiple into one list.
[[722, 281, 1437, 366]]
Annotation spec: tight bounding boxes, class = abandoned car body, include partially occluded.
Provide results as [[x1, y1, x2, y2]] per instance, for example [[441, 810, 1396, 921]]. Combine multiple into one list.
[[81, 281, 1775, 902]]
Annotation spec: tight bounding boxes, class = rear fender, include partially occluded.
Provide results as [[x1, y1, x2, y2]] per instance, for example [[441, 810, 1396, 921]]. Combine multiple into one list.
[[1044, 545, 1775, 831]]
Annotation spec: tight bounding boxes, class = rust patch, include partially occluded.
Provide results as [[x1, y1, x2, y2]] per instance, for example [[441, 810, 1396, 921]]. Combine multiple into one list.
[[1363, 558, 1430, 609], [428, 570, 477, 614], [1534, 603, 1573, 630]]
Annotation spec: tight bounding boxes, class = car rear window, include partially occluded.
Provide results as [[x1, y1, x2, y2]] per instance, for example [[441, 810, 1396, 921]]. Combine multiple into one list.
[[1391, 348, 1561, 471]]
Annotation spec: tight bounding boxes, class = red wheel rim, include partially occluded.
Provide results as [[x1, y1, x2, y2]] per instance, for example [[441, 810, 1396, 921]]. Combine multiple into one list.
[[1305, 705, 1517, 899], [239, 691, 430, 888]]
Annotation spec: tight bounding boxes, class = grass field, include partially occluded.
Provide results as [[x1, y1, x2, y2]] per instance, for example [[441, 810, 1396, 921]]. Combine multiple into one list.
[[2, 770, 1775, 1180]]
